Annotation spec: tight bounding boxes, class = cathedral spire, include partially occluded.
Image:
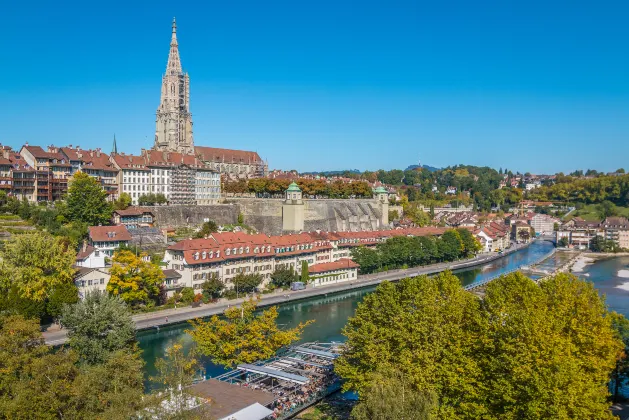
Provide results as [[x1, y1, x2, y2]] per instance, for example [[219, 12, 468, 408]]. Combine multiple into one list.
[[166, 17, 182, 75]]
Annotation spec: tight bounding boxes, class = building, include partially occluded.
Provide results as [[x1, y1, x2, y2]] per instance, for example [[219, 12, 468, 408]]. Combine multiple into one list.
[[162, 227, 445, 296], [474, 222, 511, 253], [110, 153, 151, 204], [602, 217, 629, 249], [195, 166, 221, 204], [20, 145, 72, 202], [74, 267, 111, 298], [557, 219, 602, 249], [530, 214, 559, 235], [57, 146, 119, 198], [75, 243, 106, 268], [151, 19, 267, 179], [153, 18, 194, 155], [195, 146, 268, 179], [112, 207, 155, 229], [88, 225, 132, 257]]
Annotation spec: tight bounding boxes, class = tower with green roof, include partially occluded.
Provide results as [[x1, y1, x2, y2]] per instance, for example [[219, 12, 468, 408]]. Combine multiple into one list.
[[283, 181, 304, 232], [373, 186, 389, 226]]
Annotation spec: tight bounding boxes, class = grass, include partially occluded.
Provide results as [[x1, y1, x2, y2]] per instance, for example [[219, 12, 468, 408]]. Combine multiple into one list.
[[296, 399, 354, 420], [571, 204, 629, 222]]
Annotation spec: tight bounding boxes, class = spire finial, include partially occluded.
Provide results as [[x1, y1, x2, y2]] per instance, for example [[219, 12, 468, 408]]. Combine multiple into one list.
[[171, 17, 178, 45]]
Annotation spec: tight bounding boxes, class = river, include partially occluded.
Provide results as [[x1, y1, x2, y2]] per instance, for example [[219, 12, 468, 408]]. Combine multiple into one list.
[[579, 255, 629, 318], [138, 240, 555, 383]]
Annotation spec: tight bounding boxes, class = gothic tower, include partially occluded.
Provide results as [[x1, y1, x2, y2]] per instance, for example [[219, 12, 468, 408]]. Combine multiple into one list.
[[154, 18, 194, 155]]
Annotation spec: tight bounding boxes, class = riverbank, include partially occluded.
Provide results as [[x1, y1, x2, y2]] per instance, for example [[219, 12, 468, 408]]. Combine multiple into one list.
[[43, 240, 539, 346], [568, 252, 629, 274]]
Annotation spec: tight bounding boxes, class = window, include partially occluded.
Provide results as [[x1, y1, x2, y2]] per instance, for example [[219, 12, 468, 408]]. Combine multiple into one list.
[[100, 278, 105, 284]]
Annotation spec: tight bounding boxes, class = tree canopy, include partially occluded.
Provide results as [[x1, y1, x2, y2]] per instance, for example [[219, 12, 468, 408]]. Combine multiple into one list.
[[106, 250, 164, 307], [335, 271, 622, 419], [0, 232, 76, 301], [188, 298, 313, 368], [61, 291, 137, 365], [65, 171, 113, 226]]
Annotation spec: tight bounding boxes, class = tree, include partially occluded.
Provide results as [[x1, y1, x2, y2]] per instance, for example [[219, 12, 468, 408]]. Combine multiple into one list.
[[300, 260, 309, 283], [0, 232, 76, 301], [597, 200, 618, 220], [195, 220, 218, 238], [617, 168, 626, 174], [65, 171, 113, 226], [0, 285, 47, 320], [181, 287, 195, 304], [456, 228, 481, 257], [558, 236, 570, 247], [188, 298, 313, 368], [437, 230, 464, 261], [610, 312, 629, 402], [107, 250, 165, 307], [351, 369, 436, 420], [237, 212, 244, 225], [201, 273, 224, 300], [113, 192, 132, 210], [232, 273, 263, 295], [150, 340, 202, 417], [61, 291, 137, 365], [46, 281, 79, 323], [270, 267, 298, 289], [350, 246, 381, 274], [336, 272, 622, 419]]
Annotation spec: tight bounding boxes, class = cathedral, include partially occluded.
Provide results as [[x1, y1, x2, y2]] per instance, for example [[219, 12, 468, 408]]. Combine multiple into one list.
[[153, 19, 268, 179]]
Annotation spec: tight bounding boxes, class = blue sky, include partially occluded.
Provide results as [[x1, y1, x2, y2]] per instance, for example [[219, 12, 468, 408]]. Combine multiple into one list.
[[3, 0, 629, 173]]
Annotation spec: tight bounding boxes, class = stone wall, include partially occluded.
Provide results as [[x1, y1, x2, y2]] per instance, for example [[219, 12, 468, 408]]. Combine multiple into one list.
[[148, 199, 386, 235]]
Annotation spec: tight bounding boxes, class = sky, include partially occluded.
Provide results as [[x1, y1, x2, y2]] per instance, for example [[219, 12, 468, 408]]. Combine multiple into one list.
[[3, 0, 629, 174]]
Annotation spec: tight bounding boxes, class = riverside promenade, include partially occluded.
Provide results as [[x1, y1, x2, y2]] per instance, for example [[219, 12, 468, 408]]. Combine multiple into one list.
[[43, 241, 534, 346]]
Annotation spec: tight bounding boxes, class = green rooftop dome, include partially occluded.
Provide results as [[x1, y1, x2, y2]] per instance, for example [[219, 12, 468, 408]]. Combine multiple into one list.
[[374, 186, 388, 194], [286, 182, 301, 192]]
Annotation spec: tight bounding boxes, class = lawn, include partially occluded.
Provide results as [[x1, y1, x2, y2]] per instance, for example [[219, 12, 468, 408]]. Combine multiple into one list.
[[570, 204, 629, 222]]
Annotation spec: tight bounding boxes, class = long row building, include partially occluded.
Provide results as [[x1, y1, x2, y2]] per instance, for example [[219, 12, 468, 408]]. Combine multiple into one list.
[[75, 226, 446, 297], [0, 143, 222, 205]]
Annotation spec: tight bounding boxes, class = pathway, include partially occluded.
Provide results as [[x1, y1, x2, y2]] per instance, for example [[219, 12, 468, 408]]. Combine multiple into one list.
[[43, 241, 535, 346]]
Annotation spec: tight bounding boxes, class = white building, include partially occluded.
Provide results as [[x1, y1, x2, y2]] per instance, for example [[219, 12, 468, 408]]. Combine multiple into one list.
[[530, 214, 559, 235], [110, 154, 150, 204], [195, 167, 221, 204], [88, 225, 132, 257]]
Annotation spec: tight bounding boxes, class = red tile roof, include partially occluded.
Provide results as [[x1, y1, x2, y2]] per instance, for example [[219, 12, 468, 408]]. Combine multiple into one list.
[[195, 146, 263, 164], [111, 154, 149, 170], [89, 225, 132, 242], [114, 206, 154, 217], [308, 258, 359, 274], [76, 244, 96, 261]]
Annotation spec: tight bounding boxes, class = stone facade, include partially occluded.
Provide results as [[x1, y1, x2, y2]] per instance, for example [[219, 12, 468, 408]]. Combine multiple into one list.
[[154, 18, 194, 155]]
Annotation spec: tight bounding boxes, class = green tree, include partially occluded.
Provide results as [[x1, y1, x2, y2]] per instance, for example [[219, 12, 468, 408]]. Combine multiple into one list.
[[270, 266, 298, 289], [300, 260, 309, 283], [351, 369, 437, 420], [237, 212, 244, 225], [437, 229, 464, 261], [46, 281, 79, 323], [61, 291, 137, 365], [610, 312, 629, 402], [558, 236, 570, 247], [350, 246, 381, 274], [0, 232, 76, 301], [336, 271, 622, 419], [232, 273, 263, 295], [597, 200, 618, 220], [456, 228, 481, 257], [65, 171, 113, 226], [107, 250, 165, 307], [180, 287, 195, 304], [201, 273, 224, 300], [113, 192, 132, 210], [0, 285, 47, 320], [188, 298, 313, 368], [195, 220, 218, 238]]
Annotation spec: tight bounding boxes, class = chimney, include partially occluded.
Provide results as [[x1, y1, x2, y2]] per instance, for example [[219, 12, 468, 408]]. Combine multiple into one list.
[[82, 239, 87, 252]]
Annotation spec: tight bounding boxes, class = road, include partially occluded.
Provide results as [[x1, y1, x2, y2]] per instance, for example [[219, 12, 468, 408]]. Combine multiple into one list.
[[43, 242, 532, 346]]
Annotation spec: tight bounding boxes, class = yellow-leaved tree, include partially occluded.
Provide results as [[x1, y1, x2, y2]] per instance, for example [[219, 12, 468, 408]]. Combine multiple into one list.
[[0, 232, 76, 301], [106, 250, 164, 308], [187, 298, 313, 368]]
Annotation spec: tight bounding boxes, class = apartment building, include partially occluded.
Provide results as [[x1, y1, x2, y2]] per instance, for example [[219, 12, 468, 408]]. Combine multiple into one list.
[[20, 145, 72, 202], [530, 213, 559, 235], [602, 217, 629, 249], [110, 153, 151, 204], [58, 147, 119, 198], [163, 227, 446, 296]]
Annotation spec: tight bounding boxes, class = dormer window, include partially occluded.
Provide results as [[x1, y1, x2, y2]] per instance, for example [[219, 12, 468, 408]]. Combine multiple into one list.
[[254, 247, 259, 253], [232, 248, 237, 255], [267, 246, 271, 252], [216, 250, 220, 258], [245, 246, 250, 253], [239, 247, 243, 254], [202, 251, 206, 259], [209, 251, 213, 258], [226, 249, 230, 256], [193, 252, 199, 260]]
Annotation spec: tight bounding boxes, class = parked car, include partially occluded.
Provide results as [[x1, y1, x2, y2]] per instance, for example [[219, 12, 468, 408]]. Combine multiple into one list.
[[291, 282, 306, 291]]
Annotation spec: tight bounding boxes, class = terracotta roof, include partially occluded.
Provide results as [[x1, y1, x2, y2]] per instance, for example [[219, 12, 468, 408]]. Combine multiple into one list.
[[308, 258, 359, 274], [76, 244, 96, 260], [111, 154, 149, 170], [114, 207, 153, 217], [22, 145, 51, 159], [144, 150, 210, 169], [195, 146, 263, 164], [89, 225, 132, 242]]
